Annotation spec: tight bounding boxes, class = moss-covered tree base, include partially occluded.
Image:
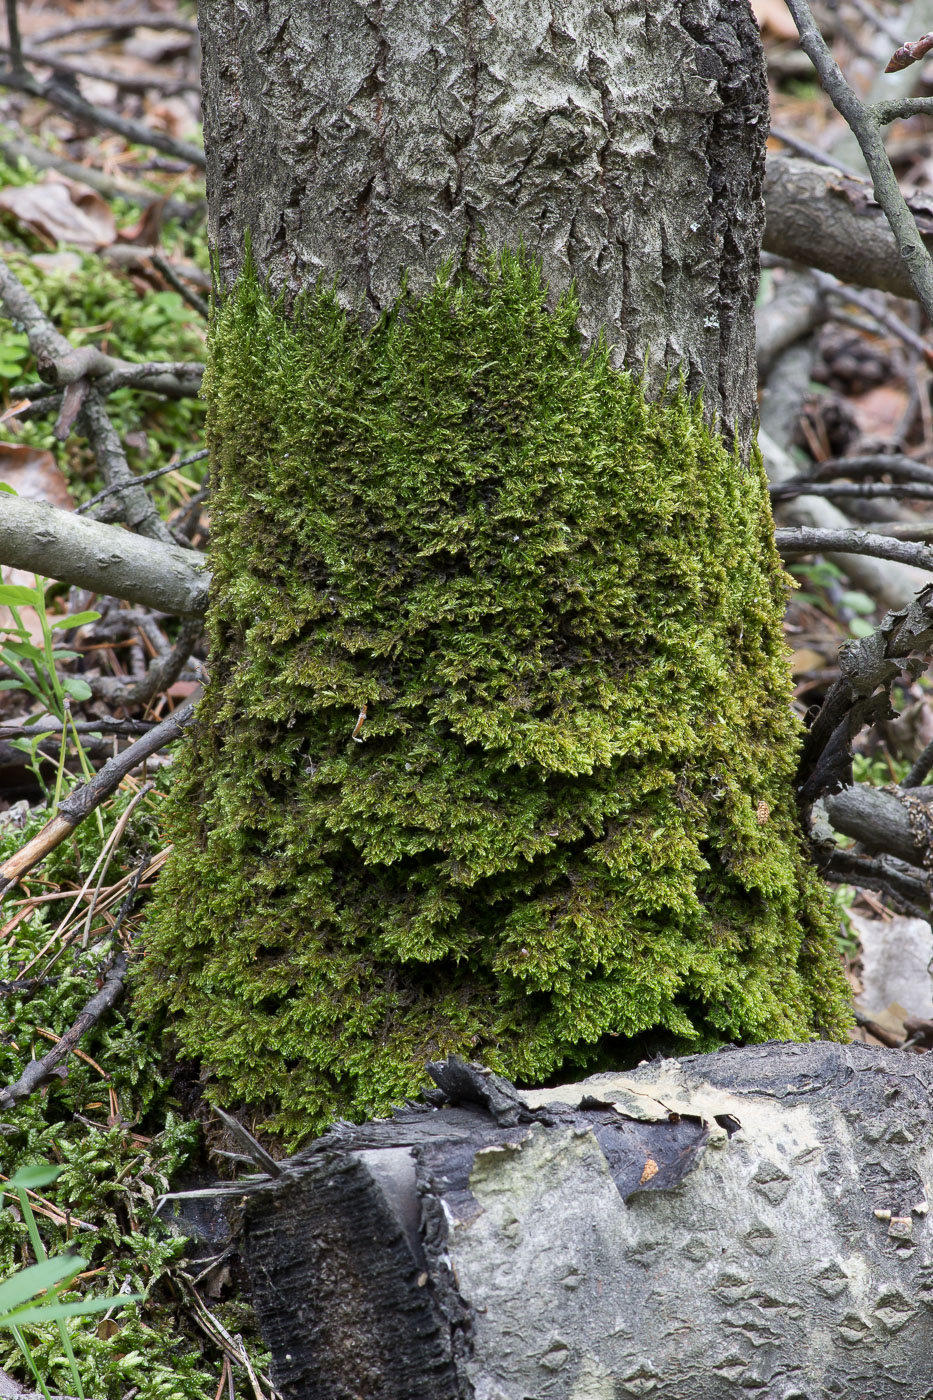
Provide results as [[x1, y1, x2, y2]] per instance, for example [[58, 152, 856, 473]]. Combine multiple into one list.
[[140, 254, 851, 1142]]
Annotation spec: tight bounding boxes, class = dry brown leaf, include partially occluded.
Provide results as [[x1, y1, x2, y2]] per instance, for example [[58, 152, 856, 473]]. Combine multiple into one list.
[[848, 383, 911, 440], [0, 441, 73, 508], [790, 647, 828, 675], [0, 175, 116, 250], [752, 0, 799, 41]]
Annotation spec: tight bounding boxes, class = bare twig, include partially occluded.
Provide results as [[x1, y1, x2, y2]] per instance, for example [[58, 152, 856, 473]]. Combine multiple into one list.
[[151, 253, 210, 318], [772, 480, 933, 502], [798, 584, 933, 807], [0, 44, 200, 96], [0, 256, 175, 542], [810, 455, 933, 486], [0, 64, 205, 169], [852, 1008, 905, 1047], [30, 15, 197, 44], [90, 617, 202, 707], [76, 449, 209, 518], [214, 1108, 282, 1178], [767, 124, 862, 179], [775, 526, 933, 571], [821, 847, 930, 913], [4, 0, 22, 74], [809, 269, 933, 362], [784, 0, 933, 319], [0, 952, 128, 1109], [0, 701, 195, 900], [906, 736, 933, 788]]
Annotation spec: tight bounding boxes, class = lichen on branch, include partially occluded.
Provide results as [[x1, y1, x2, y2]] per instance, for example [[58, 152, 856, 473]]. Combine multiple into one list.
[[139, 252, 851, 1142]]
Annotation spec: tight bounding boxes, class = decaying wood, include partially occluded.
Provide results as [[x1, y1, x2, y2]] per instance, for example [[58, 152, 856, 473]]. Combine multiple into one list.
[[239, 1045, 933, 1400]]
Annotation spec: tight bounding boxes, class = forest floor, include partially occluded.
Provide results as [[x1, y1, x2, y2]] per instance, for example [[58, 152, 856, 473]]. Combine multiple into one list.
[[0, 0, 932, 1396]]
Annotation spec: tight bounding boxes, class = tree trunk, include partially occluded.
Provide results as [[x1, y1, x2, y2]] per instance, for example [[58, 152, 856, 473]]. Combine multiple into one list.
[[138, 2, 852, 1140], [200, 0, 766, 449]]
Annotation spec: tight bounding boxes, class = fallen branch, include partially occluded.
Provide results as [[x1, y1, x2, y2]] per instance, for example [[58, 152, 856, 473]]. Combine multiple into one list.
[[0, 496, 209, 614], [0, 701, 195, 900], [810, 455, 933, 486], [781, 2, 933, 318], [797, 584, 933, 806], [762, 154, 933, 302], [775, 525, 933, 572], [821, 846, 930, 913], [772, 480, 933, 503], [0, 952, 128, 1110], [0, 65, 205, 169]]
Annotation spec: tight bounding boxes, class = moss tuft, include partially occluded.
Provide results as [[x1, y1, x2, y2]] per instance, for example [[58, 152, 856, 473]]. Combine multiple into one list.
[[139, 252, 852, 1142]]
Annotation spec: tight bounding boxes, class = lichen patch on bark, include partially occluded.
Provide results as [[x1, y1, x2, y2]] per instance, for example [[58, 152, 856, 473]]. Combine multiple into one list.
[[139, 254, 850, 1142]]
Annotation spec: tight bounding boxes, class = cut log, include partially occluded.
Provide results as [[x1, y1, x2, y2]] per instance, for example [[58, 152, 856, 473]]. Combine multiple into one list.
[[240, 1043, 933, 1399]]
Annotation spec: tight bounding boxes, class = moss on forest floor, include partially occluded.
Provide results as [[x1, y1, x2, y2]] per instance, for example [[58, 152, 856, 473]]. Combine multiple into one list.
[[140, 251, 853, 1143], [0, 791, 269, 1400]]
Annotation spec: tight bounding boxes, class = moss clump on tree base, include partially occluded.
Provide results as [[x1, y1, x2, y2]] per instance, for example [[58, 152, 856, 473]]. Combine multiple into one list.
[[140, 253, 851, 1142]]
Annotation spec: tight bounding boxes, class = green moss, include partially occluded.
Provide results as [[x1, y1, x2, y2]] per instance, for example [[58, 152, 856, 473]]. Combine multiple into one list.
[[0, 791, 246, 1400], [139, 251, 852, 1142]]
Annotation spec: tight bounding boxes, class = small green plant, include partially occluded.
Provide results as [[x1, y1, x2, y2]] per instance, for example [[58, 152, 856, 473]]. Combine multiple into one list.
[[0, 329, 30, 384], [0, 1165, 140, 1400], [0, 556, 101, 821]]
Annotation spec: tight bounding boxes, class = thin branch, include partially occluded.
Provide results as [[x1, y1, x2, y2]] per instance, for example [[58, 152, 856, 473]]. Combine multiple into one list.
[[772, 480, 933, 502], [810, 269, 933, 362], [4, 0, 22, 74], [0, 718, 155, 738], [76, 449, 209, 517], [90, 617, 202, 707], [810, 455, 933, 486], [767, 124, 863, 179], [150, 253, 210, 318], [0, 44, 200, 96], [784, 0, 933, 321], [821, 848, 930, 915], [0, 65, 206, 169], [0, 256, 174, 542], [0, 701, 195, 900], [873, 96, 933, 123], [906, 736, 933, 788], [774, 526, 933, 571], [30, 14, 197, 43], [0, 953, 128, 1109]]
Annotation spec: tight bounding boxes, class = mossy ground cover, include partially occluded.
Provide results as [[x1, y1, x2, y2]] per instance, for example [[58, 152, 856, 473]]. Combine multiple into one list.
[[140, 252, 852, 1143], [0, 790, 268, 1400]]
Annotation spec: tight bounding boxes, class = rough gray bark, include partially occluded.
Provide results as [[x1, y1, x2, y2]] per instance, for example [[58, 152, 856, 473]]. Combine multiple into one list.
[[241, 1045, 933, 1400], [199, 0, 768, 447]]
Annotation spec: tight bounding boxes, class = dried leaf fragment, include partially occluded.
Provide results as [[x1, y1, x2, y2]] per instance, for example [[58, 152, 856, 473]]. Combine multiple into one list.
[[638, 1157, 659, 1185]]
